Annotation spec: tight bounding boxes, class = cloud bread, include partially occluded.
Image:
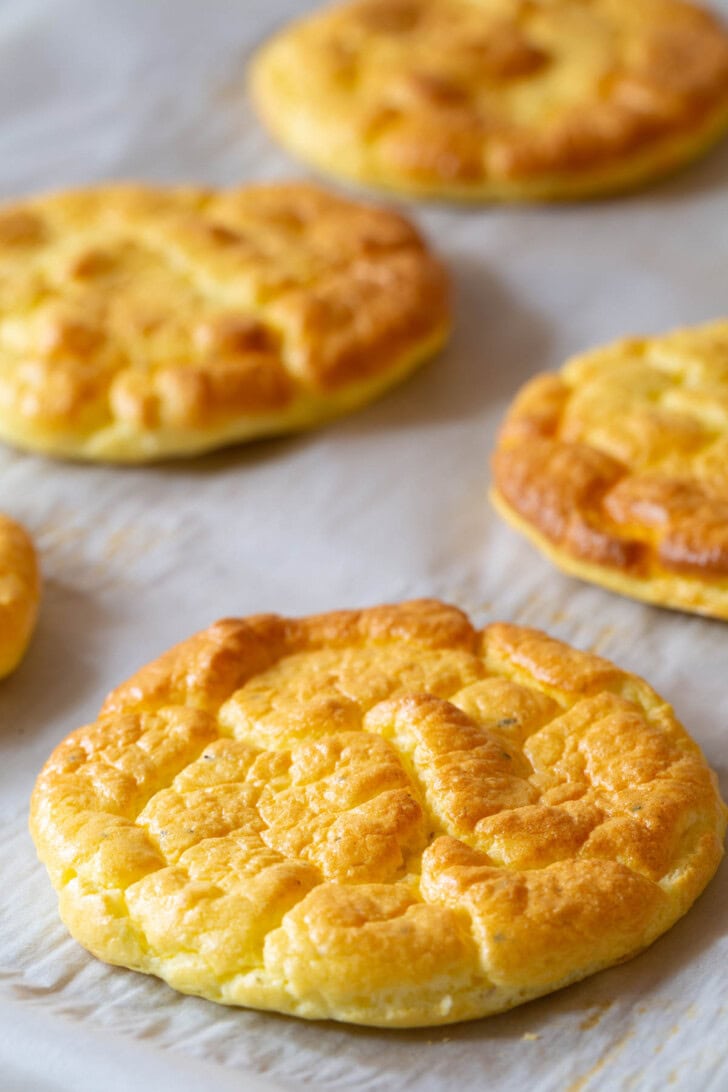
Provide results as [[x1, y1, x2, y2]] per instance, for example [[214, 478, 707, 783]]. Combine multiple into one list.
[[0, 513, 40, 677], [492, 320, 728, 620], [251, 0, 728, 202], [30, 600, 726, 1026], [0, 183, 449, 462]]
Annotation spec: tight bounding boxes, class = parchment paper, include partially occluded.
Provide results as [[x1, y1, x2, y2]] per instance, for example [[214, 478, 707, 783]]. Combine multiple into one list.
[[1, 2, 727, 1088]]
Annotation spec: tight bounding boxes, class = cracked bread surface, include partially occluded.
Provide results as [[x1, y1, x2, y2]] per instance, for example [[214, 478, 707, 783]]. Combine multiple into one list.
[[0, 182, 449, 462], [492, 320, 728, 620], [30, 600, 726, 1026], [0, 514, 40, 677], [251, 0, 728, 201]]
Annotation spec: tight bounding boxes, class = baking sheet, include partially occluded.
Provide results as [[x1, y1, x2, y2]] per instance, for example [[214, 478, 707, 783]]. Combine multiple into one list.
[[1, 1, 728, 1088]]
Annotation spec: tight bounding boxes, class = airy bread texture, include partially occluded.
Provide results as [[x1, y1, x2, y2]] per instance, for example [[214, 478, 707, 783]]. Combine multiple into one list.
[[251, 0, 728, 202], [492, 320, 728, 620], [0, 183, 449, 462], [0, 514, 40, 677], [30, 600, 726, 1027]]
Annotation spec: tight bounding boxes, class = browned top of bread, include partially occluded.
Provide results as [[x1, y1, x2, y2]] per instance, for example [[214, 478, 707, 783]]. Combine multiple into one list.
[[30, 600, 725, 1026], [0, 513, 40, 676], [251, 0, 728, 200], [0, 183, 449, 461], [492, 321, 728, 618]]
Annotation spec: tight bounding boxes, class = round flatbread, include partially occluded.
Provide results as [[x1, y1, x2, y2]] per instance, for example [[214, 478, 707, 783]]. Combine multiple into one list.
[[492, 320, 728, 620], [251, 0, 728, 202], [0, 183, 449, 462], [30, 600, 725, 1026], [0, 513, 40, 677]]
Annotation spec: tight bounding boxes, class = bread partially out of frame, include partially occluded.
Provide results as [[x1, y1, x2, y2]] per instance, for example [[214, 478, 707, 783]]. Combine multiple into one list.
[[0, 182, 449, 462], [251, 0, 728, 201], [30, 600, 726, 1027], [492, 319, 728, 620], [0, 513, 40, 676]]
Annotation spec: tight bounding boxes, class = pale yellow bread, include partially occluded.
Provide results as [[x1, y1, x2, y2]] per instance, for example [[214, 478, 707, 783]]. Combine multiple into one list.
[[251, 0, 728, 202], [0, 183, 449, 462], [0, 514, 40, 677], [30, 600, 726, 1027], [492, 319, 728, 620]]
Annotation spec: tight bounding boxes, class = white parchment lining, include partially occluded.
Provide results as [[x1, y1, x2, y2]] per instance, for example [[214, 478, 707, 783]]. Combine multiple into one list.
[[1, 2, 727, 1089]]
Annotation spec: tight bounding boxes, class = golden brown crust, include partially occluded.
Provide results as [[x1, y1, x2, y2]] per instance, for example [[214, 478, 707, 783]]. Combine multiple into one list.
[[491, 320, 728, 619], [30, 600, 726, 1026], [0, 513, 40, 677], [251, 0, 728, 201], [0, 183, 449, 462]]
